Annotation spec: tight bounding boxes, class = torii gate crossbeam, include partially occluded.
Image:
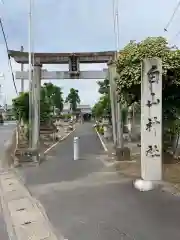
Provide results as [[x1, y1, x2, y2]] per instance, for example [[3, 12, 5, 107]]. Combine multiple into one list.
[[8, 50, 116, 64], [15, 70, 108, 80]]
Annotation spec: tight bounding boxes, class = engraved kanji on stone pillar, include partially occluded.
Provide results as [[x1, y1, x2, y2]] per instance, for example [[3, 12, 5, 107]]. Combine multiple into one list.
[[141, 58, 162, 181]]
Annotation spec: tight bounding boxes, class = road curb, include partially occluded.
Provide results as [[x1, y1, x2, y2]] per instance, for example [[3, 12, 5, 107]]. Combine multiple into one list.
[[94, 127, 108, 152], [94, 127, 137, 167], [44, 127, 76, 154], [94, 127, 117, 167]]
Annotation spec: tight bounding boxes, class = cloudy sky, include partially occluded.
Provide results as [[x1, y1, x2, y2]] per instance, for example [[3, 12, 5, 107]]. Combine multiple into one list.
[[0, 0, 179, 106]]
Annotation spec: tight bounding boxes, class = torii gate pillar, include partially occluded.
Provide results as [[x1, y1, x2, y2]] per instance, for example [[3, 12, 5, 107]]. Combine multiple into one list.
[[108, 61, 127, 160], [31, 64, 41, 162], [108, 61, 117, 145]]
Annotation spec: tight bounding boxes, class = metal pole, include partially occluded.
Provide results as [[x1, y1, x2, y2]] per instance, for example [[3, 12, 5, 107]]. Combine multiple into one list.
[[74, 137, 79, 160], [20, 46, 24, 93], [28, 0, 32, 148]]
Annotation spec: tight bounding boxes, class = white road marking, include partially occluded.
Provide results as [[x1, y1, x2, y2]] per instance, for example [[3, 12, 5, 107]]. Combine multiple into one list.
[[94, 127, 108, 152], [44, 128, 76, 154]]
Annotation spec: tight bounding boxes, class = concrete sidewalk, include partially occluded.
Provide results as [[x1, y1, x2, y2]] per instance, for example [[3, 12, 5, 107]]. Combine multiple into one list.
[[0, 122, 17, 239], [0, 205, 9, 240], [15, 123, 180, 240]]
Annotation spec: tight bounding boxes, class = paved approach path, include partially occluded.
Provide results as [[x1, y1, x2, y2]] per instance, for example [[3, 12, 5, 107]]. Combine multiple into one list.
[[16, 122, 180, 240], [0, 121, 17, 240]]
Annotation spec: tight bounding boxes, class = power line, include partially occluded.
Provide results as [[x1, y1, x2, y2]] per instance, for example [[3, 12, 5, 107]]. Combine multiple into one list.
[[0, 18, 18, 94], [164, 0, 180, 32]]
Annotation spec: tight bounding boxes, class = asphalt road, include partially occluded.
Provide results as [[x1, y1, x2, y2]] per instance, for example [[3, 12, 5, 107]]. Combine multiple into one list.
[[0, 121, 16, 240], [17, 122, 180, 240]]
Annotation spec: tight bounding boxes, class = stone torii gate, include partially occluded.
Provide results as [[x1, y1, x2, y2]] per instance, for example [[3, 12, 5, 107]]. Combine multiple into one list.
[[8, 50, 123, 160]]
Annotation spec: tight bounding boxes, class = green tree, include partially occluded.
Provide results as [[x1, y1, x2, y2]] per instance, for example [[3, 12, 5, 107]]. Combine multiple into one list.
[[92, 94, 110, 119], [12, 83, 63, 123], [13, 92, 29, 122], [92, 101, 104, 119], [98, 79, 111, 113], [92, 78, 111, 120], [115, 36, 180, 146], [43, 83, 64, 113], [65, 88, 80, 113], [115, 37, 180, 117], [97, 78, 110, 95]]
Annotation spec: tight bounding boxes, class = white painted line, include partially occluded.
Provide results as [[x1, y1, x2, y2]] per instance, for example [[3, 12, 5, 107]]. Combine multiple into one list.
[[94, 127, 108, 152], [44, 127, 76, 154]]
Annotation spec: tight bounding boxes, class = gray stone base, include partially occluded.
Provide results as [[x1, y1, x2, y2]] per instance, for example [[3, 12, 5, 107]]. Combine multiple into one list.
[[115, 147, 130, 161], [134, 179, 155, 191]]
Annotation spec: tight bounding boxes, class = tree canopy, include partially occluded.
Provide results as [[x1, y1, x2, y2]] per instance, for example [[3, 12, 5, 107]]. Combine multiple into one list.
[[97, 78, 110, 95], [43, 83, 63, 112], [65, 88, 80, 112], [115, 37, 180, 122], [12, 83, 64, 123], [92, 94, 110, 118], [92, 79, 111, 119]]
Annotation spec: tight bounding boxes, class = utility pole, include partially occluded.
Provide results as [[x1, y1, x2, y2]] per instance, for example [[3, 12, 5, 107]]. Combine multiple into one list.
[[108, 61, 117, 145], [28, 0, 33, 148], [113, 0, 124, 149]]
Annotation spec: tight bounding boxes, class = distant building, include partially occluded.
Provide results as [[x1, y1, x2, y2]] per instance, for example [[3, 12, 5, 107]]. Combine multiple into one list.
[[61, 104, 92, 121], [76, 104, 92, 114], [62, 104, 92, 115], [76, 104, 92, 121], [2, 105, 15, 120], [61, 103, 71, 115]]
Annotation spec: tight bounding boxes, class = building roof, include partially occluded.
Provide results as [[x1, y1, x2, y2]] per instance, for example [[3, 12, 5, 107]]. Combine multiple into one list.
[[63, 103, 70, 111], [77, 104, 91, 109]]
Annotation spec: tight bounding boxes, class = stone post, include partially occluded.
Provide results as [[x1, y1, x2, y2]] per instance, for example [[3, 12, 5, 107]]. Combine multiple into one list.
[[141, 58, 162, 181]]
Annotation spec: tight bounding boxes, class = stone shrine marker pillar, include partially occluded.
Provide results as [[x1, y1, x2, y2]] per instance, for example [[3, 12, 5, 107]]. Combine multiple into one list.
[[141, 58, 162, 181]]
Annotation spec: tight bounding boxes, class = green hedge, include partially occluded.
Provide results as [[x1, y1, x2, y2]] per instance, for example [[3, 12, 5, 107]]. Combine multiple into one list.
[[96, 125, 104, 135]]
